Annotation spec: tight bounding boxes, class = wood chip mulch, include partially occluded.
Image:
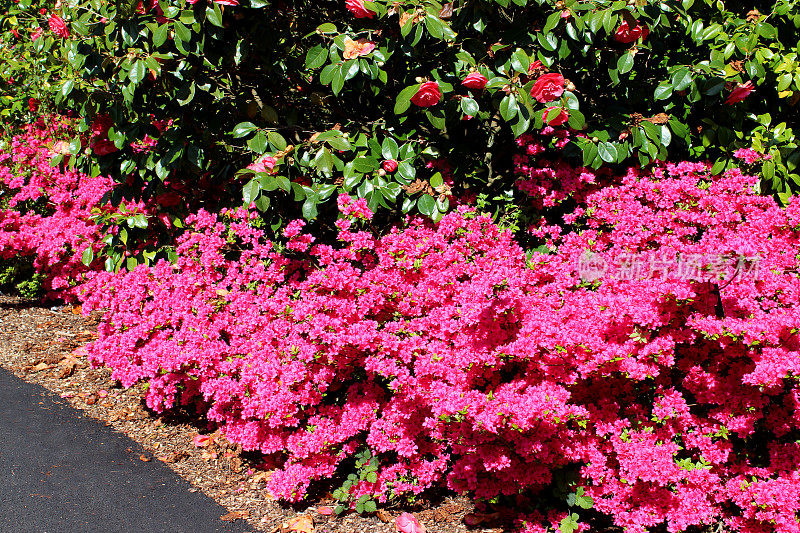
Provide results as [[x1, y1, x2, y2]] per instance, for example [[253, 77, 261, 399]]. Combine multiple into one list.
[[0, 294, 490, 533]]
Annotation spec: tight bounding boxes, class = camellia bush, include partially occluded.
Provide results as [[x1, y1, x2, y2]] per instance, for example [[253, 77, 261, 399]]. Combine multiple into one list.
[[2, 0, 800, 261]]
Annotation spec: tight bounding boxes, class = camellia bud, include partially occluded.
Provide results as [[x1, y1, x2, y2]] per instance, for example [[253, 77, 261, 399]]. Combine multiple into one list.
[[415, 76, 424, 83], [591, 137, 599, 142], [564, 79, 576, 92], [378, 169, 386, 177], [382, 159, 398, 173]]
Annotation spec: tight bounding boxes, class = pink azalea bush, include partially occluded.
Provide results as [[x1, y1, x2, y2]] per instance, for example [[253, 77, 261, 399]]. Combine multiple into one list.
[[0, 119, 113, 297], [75, 145, 800, 532]]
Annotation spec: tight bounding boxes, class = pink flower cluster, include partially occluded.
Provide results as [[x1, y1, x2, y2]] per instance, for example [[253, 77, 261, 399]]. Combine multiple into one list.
[[78, 148, 800, 532], [7, 121, 800, 532], [0, 119, 114, 297]]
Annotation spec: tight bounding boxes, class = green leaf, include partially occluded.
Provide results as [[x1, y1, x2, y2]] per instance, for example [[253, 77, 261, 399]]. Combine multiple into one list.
[[617, 52, 634, 74], [397, 161, 416, 182], [327, 135, 352, 151], [671, 68, 693, 91], [247, 131, 268, 153], [331, 66, 345, 95], [395, 84, 421, 114], [315, 147, 335, 174], [205, 4, 223, 27], [305, 45, 328, 69], [417, 194, 436, 217], [61, 79, 74, 98], [128, 60, 146, 84], [268, 131, 287, 151], [654, 83, 673, 100], [567, 109, 585, 130], [537, 31, 558, 51], [598, 142, 617, 163], [81, 247, 94, 267], [762, 159, 775, 180], [500, 94, 518, 122], [381, 138, 399, 159], [430, 172, 443, 188], [243, 178, 261, 204], [353, 156, 378, 173], [710, 158, 727, 175], [174, 21, 191, 43], [461, 97, 479, 116], [176, 82, 196, 106], [582, 143, 598, 166], [364, 500, 377, 513], [320, 63, 337, 85], [426, 110, 447, 131], [152, 24, 169, 47], [233, 122, 258, 138], [302, 199, 318, 220], [316, 23, 338, 34], [510, 48, 530, 74]]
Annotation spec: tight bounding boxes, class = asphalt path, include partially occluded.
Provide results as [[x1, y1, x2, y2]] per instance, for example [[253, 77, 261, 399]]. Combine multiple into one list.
[[0, 368, 251, 533]]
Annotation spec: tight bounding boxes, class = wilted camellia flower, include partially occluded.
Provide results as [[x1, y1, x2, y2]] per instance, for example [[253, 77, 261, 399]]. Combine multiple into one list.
[[410, 81, 441, 107], [395, 512, 426, 533], [724, 80, 754, 105], [342, 36, 376, 59], [247, 155, 278, 174]]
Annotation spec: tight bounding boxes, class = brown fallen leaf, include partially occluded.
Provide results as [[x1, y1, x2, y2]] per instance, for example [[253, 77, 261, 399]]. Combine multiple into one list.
[[250, 470, 273, 484], [71, 346, 88, 358], [71, 305, 82, 315], [57, 365, 74, 379], [377, 509, 393, 523], [158, 451, 188, 463], [139, 454, 151, 462], [463, 512, 500, 526], [220, 510, 249, 522], [281, 514, 314, 533], [32, 362, 52, 372]]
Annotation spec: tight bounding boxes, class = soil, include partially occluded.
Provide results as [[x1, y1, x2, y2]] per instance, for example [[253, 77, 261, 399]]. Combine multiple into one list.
[[0, 294, 500, 533]]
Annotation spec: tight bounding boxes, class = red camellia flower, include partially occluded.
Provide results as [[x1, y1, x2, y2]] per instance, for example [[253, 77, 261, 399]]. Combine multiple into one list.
[[462, 72, 488, 91], [544, 106, 569, 126], [614, 20, 649, 44], [91, 138, 119, 156], [91, 115, 114, 138], [48, 14, 70, 39], [382, 159, 398, 173], [345, 0, 375, 19], [724, 81, 755, 105], [530, 73, 565, 103], [410, 81, 442, 107], [28, 98, 40, 113]]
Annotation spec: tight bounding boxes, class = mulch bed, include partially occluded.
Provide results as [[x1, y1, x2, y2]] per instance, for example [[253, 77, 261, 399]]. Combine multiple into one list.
[[0, 294, 496, 533]]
